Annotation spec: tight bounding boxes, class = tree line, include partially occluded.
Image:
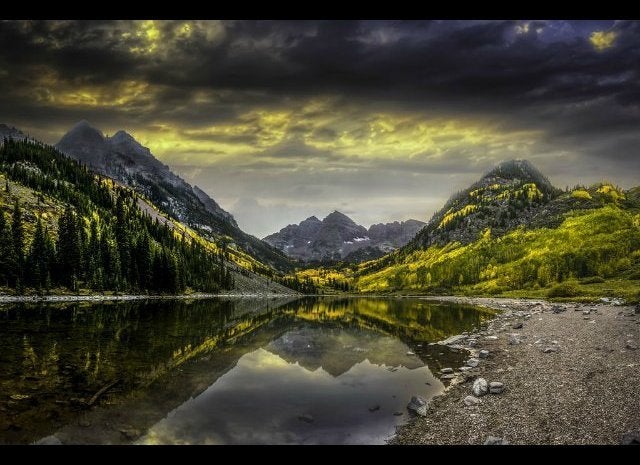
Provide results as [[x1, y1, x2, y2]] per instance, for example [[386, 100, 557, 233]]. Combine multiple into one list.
[[0, 138, 234, 294]]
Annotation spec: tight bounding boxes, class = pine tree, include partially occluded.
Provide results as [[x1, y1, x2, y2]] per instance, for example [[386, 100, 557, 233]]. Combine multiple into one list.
[[56, 206, 81, 289], [0, 212, 17, 287], [11, 200, 24, 290], [26, 216, 49, 291]]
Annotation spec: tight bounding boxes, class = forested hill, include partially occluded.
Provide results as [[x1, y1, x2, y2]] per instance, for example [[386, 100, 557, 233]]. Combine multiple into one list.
[[352, 161, 640, 300], [0, 138, 302, 295]]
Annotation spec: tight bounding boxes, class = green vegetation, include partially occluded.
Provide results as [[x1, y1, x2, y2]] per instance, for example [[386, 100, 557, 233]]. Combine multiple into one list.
[[0, 138, 234, 294], [355, 204, 640, 301]]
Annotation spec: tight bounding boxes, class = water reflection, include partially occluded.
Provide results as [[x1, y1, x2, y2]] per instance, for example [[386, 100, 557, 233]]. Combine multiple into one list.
[[0, 297, 496, 444]]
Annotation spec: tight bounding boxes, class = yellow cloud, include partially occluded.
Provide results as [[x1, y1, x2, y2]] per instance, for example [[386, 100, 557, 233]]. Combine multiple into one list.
[[128, 20, 161, 55], [131, 100, 541, 171], [589, 30, 617, 51], [29, 73, 154, 109]]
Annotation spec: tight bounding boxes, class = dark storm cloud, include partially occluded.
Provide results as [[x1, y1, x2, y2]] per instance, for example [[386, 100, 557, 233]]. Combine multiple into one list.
[[2, 19, 637, 134], [0, 19, 638, 236]]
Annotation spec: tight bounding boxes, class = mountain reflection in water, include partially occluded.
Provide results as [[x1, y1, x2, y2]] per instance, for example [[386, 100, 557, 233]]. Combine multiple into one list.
[[0, 297, 496, 444]]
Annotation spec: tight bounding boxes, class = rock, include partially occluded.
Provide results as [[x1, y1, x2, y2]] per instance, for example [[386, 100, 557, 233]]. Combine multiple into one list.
[[441, 368, 454, 374], [467, 339, 478, 347], [298, 414, 314, 423], [552, 306, 565, 314], [485, 335, 498, 340], [621, 430, 640, 444], [34, 435, 63, 445], [393, 411, 403, 416], [120, 428, 141, 440], [441, 374, 455, 380], [440, 334, 467, 345], [583, 316, 591, 320], [479, 349, 490, 358], [407, 396, 428, 417], [512, 321, 523, 329], [484, 436, 509, 445], [635, 304, 640, 315], [472, 378, 488, 396], [543, 346, 559, 353], [464, 395, 481, 406], [583, 310, 590, 315], [626, 340, 638, 350], [459, 366, 472, 372], [508, 334, 522, 345], [369, 405, 380, 412], [489, 382, 504, 394], [406, 351, 415, 356], [466, 358, 480, 368], [78, 419, 91, 428]]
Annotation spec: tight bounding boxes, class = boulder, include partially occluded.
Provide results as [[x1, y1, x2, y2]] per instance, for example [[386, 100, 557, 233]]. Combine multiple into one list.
[[489, 382, 504, 394], [472, 378, 488, 396], [464, 395, 481, 406], [479, 349, 490, 359], [466, 358, 480, 368], [484, 436, 509, 445], [621, 430, 640, 444], [407, 396, 428, 416]]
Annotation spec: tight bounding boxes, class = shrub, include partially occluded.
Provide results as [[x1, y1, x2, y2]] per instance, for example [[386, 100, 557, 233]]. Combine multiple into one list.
[[547, 282, 582, 298], [579, 276, 606, 284], [571, 189, 592, 200]]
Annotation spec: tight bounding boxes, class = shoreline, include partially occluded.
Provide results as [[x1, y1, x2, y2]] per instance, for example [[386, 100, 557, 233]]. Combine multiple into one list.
[[390, 296, 640, 445], [0, 292, 302, 304]]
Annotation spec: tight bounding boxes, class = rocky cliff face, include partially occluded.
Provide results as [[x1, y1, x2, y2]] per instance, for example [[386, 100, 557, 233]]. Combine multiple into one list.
[[264, 211, 425, 263]]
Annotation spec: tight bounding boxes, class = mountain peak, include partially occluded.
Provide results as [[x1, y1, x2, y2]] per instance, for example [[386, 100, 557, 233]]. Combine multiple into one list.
[[324, 210, 354, 224], [484, 159, 547, 182], [302, 216, 321, 224], [110, 129, 136, 143], [61, 120, 105, 144], [0, 123, 27, 141], [69, 120, 103, 136]]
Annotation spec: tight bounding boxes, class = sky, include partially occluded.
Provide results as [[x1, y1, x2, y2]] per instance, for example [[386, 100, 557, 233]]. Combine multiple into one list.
[[0, 20, 638, 238]]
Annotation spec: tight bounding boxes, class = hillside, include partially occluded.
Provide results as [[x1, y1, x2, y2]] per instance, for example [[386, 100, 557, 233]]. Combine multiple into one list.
[[264, 211, 425, 263], [56, 121, 292, 272], [0, 137, 298, 296], [300, 161, 640, 301]]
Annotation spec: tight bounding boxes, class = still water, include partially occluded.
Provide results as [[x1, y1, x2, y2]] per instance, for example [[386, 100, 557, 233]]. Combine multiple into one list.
[[0, 297, 496, 444]]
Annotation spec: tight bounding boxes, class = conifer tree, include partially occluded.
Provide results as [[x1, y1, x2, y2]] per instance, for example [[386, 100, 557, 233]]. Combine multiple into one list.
[[11, 200, 24, 290]]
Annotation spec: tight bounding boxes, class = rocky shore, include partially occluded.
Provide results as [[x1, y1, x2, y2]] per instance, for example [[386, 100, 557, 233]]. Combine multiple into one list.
[[392, 297, 640, 445]]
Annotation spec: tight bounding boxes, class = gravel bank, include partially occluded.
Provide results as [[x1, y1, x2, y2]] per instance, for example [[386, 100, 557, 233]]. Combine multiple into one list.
[[391, 297, 640, 445]]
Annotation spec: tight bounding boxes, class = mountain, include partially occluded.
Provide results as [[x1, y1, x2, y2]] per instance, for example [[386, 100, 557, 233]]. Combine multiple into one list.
[[56, 121, 291, 272], [408, 159, 561, 250], [0, 124, 30, 142], [349, 159, 640, 300], [0, 135, 302, 295], [264, 211, 425, 263]]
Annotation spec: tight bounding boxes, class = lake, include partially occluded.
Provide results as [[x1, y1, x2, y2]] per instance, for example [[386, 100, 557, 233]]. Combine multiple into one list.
[[0, 297, 496, 444]]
